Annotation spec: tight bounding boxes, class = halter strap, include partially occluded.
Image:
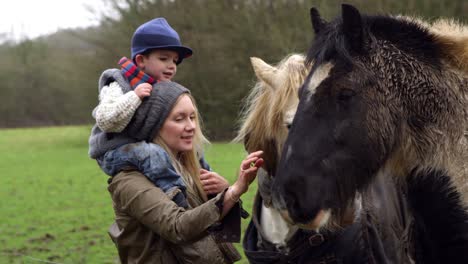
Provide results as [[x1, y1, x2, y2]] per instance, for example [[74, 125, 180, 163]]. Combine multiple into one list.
[[244, 192, 341, 263]]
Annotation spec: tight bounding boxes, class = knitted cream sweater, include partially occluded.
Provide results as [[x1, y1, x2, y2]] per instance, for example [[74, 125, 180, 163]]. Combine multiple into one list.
[[94, 82, 142, 132]]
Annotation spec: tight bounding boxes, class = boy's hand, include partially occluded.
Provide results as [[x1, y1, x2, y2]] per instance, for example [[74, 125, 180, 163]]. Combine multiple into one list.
[[134, 83, 153, 99]]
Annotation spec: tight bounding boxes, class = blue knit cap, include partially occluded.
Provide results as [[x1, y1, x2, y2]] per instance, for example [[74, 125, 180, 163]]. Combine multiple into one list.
[[131, 18, 193, 64]]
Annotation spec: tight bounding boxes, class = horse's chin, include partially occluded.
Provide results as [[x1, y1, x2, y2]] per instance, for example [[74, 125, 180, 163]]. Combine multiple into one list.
[[279, 209, 331, 231]]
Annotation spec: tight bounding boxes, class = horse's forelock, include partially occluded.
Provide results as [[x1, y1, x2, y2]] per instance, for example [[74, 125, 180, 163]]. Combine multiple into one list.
[[236, 54, 308, 161], [266, 54, 308, 132], [306, 19, 355, 72]]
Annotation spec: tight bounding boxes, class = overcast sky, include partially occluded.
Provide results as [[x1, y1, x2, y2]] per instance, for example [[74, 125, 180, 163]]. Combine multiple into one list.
[[0, 0, 108, 41]]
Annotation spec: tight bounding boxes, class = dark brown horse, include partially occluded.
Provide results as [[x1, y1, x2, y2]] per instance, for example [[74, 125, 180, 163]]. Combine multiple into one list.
[[273, 4, 468, 264]]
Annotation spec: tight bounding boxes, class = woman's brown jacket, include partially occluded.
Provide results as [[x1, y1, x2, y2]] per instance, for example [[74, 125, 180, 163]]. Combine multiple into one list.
[[107, 170, 242, 263]]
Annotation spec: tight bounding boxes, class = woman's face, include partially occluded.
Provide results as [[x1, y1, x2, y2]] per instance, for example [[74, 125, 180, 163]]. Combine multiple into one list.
[[160, 94, 196, 154]]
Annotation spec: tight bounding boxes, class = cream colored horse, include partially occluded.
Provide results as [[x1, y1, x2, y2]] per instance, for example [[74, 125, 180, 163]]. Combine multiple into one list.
[[236, 54, 309, 247]]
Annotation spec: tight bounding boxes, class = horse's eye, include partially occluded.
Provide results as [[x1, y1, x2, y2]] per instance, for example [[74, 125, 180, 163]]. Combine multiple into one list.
[[286, 123, 292, 130], [337, 89, 356, 101]]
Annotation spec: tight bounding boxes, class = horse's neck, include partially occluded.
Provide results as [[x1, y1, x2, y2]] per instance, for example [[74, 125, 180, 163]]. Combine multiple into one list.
[[260, 201, 299, 246]]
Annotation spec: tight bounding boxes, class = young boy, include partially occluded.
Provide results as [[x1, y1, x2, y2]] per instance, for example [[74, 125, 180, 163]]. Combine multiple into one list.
[[89, 18, 203, 208]]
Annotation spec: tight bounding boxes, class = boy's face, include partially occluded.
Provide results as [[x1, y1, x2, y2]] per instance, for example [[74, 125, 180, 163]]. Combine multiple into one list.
[[136, 50, 179, 81]]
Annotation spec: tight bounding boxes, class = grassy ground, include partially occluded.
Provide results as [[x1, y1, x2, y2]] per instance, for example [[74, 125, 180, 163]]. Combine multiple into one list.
[[0, 125, 255, 264]]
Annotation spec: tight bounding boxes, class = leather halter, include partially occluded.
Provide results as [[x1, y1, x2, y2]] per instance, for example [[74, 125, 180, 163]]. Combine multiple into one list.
[[243, 192, 362, 264]]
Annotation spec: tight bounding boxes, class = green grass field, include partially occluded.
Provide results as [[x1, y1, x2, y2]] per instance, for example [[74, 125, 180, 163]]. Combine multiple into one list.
[[0, 126, 256, 264]]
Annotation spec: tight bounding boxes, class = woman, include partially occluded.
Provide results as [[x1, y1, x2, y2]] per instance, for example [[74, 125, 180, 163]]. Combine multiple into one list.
[[107, 81, 263, 263]]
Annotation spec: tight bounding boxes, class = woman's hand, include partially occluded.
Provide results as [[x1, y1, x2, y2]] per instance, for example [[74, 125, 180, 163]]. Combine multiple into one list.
[[219, 150, 264, 219], [230, 150, 264, 200], [200, 169, 230, 195]]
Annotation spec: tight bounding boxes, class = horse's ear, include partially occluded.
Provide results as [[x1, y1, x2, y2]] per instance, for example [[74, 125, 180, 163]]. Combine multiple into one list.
[[341, 4, 363, 52], [310, 7, 326, 35], [250, 57, 277, 87]]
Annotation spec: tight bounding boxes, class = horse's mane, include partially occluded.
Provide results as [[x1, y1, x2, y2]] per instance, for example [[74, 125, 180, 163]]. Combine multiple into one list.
[[307, 14, 468, 73], [235, 54, 308, 156], [394, 16, 468, 73]]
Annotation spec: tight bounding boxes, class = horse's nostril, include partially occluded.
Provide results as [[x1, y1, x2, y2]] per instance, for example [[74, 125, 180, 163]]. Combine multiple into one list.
[[281, 178, 323, 224]]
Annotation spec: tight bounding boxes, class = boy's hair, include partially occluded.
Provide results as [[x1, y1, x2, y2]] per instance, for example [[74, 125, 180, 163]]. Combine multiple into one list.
[[131, 18, 192, 65]]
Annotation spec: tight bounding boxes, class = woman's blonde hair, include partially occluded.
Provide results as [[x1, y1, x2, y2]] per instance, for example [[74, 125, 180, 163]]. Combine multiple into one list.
[[153, 94, 210, 202]]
